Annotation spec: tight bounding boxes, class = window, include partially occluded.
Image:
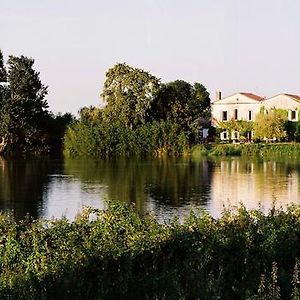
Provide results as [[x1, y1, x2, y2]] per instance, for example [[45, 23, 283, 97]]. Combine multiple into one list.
[[247, 131, 252, 140], [222, 111, 228, 121], [222, 131, 227, 139], [291, 110, 296, 121], [234, 109, 238, 120], [248, 110, 252, 121]]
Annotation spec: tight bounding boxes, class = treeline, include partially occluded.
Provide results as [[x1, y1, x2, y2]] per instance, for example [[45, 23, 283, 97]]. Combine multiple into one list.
[[64, 63, 211, 157], [0, 202, 299, 299], [0, 50, 74, 155]]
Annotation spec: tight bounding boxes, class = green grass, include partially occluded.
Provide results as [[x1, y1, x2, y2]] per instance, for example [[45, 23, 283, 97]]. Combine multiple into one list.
[[192, 143, 300, 158]]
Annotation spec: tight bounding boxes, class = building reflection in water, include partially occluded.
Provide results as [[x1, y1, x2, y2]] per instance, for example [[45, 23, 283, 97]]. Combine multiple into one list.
[[209, 158, 300, 217]]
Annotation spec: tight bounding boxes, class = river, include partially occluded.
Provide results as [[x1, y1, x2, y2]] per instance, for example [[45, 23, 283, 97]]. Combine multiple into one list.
[[1, 156, 299, 221]]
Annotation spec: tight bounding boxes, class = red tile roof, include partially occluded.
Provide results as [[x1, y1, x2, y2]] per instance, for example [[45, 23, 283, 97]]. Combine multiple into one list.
[[284, 94, 300, 101], [240, 92, 265, 101]]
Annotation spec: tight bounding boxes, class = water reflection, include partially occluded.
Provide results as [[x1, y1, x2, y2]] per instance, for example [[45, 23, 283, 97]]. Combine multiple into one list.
[[209, 158, 300, 216], [0, 157, 57, 219], [0, 156, 299, 221], [63, 157, 213, 219]]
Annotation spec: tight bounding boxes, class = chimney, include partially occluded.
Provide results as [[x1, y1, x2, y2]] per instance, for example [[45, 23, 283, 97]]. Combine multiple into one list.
[[216, 91, 222, 101]]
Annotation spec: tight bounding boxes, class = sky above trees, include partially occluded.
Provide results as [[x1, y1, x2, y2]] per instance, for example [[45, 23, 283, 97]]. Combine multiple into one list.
[[1, 0, 299, 115]]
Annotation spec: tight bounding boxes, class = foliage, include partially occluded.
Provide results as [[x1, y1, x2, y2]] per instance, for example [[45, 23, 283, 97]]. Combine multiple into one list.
[[253, 109, 287, 141], [151, 80, 211, 134], [0, 52, 49, 154], [64, 120, 189, 157], [101, 63, 160, 128], [65, 63, 211, 157], [46, 113, 75, 153], [217, 119, 253, 141], [190, 145, 209, 157], [235, 120, 253, 139], [284, 121, 300, 142], [0, 50, 74, 155], [0, 50, 6, 82], [0, 203, 299, 299], [209, 144, 243, 156], [207, 143, 300, 157], [79, 105, 105, 125]]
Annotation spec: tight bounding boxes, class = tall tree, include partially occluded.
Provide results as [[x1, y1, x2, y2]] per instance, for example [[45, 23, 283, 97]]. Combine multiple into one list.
[[101, 63, 160, 128], [151, 80, 192, 128], [151, 80, 211, 131], [253, 109, 287, 141], [0, 50, 6, 83], [0, 53, 49, 153], [193, 82, 211, 119]]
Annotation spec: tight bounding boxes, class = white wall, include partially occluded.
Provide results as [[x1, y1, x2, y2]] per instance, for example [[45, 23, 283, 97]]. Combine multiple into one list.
[[212, 93, 261, 125], [262, 95, 300, 121], [262, 95, 300, 110], [212, 93, 300, 140]]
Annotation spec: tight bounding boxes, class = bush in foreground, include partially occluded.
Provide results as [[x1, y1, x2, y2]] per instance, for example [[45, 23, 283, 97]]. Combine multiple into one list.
[[0, 203, 300, 299]]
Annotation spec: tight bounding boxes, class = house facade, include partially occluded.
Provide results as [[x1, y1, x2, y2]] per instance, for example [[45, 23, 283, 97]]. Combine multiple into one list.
[[212, 92, 300, 141], [262, 94, 300, 122], [211, 92, 264, 140]]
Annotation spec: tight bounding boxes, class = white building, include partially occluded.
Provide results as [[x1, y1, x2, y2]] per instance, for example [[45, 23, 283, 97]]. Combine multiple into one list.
[[211, 92, 264, 140], [212, 92, 300, 141], [262, 94, 300, 122]]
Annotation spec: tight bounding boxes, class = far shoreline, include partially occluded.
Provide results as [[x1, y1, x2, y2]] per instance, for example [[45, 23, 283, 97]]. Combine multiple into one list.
[[191, 142, 300, 158]]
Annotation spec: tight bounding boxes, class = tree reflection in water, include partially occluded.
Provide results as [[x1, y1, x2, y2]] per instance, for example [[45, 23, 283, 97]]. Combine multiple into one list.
[[0, 157, 61, 220], [0, 156, 299, 221], [64, 157, 213, 216]]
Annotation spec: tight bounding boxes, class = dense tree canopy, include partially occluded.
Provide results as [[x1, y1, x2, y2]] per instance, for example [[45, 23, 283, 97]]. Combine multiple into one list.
[[0, 54, 50, 153], [101, 63, 160, 128], [0, 50, 74, 154], [99, 64, 211, 132], [65, 63, 211, 157], [0, 50, 6, 82], [217, 119, 254, 141], [253, 109, 287, 141], [151, 80, 210, 131]]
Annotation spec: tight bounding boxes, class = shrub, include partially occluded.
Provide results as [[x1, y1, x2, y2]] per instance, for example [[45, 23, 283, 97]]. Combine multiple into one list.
[[0, 203, 300, 298], [64, 120, 191, 158]]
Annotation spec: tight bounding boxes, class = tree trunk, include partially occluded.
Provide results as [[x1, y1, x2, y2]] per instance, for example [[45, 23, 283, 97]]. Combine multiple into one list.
[[0, 136, 7, 154]]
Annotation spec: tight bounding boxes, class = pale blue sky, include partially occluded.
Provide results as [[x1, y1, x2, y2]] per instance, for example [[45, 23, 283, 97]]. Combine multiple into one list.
[[1, 0, 299, 114]]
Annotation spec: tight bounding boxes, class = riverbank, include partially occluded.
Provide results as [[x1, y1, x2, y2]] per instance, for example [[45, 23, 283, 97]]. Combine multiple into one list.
[[192, 142, 300, 157], [0, 202, 299, 299]]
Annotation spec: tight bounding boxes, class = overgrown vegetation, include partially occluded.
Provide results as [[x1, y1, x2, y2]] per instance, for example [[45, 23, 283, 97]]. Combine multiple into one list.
[[217, 119, 254, 141], [253, 109, 288, 141], [64, 63, 211, 157], [64, 120, 190, 157], [217, 108, 300, 143], [0, 202, 299, 299]]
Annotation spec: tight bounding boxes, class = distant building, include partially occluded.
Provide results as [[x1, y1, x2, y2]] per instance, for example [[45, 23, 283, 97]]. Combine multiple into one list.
[[262, 94, 300, 122], [212, 92, 264, 140], [212, 91, 300, 141]]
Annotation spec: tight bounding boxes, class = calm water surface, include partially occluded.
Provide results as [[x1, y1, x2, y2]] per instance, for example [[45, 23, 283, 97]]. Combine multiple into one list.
[[1, 156, 300, 221]]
